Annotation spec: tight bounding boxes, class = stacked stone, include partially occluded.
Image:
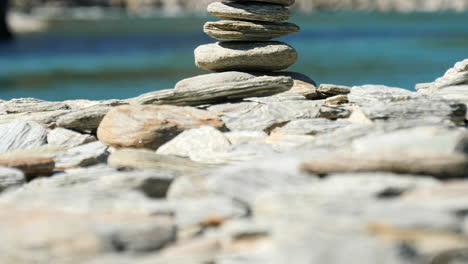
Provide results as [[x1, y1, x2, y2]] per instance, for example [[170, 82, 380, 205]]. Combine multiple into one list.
[[195, 0, 299, 72]]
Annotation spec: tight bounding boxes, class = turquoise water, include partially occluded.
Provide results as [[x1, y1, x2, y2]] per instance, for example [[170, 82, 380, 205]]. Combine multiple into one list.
[[1, 11, 468, 101]]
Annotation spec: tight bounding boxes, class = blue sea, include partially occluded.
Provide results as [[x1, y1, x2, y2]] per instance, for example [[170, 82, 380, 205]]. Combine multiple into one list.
[[1, 11, 468, 101]]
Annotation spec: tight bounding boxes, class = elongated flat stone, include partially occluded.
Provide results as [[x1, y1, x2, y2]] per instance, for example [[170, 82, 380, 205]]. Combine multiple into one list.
[[132, 72, 293, 105], [195, 41, 297, 71], [207, 2, 293, 22], [204, 20, 299, 41]]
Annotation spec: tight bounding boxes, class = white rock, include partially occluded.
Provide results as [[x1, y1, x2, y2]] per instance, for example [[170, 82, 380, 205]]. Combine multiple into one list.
[[0, 121, 47, 154]]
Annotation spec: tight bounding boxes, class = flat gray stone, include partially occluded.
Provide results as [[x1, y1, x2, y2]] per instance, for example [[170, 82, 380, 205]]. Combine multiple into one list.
[[207, 97, 321, 132], [27, 165, 177, 198], [0, 98, 71, 114], [318, 84, 351, 97], [271, 118, 353, 136], [47, 127, 96, 148], [0, 121, 48, 154], [195, 41, 297, 72], [54, 141, 109, 169], [349, 85, 466, 125], [108, 148, 208, 174], [204, 20, 299, 41], [0, 167, 25, 192], [56, 105, 115, 133], [207, 2, 293, 22]]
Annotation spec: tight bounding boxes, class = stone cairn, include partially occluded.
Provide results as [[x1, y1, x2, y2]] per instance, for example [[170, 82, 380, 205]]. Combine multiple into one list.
[[195, 0, 299, 74]]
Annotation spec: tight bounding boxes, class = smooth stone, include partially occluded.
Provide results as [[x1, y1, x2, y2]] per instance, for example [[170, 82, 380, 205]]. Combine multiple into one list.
[[133, 71, 293, 106], [47, 127, 96, 148], [108, 148, 208, 174], [271, 72, 320, 99], [204, 20, 299, 41], [351, 126, 468, 155], [0, 98, 71, 114], [0, 121, 48, 154], [97, 105, 225, 150], [0, 157, 55, 180], [54, 141, 109, 170], [318, 84, 352, 97], [301, 152, 468, 178], [26, 166, 177, 199], [207, 2, 293, 22], [56, 105, 117, 133], [195, 41, 297, 72], [0, 167, 25, 192], [157, 126, 232, 164]]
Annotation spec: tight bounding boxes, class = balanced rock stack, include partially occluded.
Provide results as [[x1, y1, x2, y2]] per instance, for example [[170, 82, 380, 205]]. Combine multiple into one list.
[[193, 0, 299, 75]]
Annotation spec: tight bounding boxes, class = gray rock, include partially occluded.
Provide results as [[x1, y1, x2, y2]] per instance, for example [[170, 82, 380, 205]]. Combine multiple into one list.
[[349, 85, 466, 124], [207, 97, 321, 132], [273, 72, 320, 99], [301, 151, 468, 178], [319, 105, 351, 119], [56, 105, 115, 133], [0, 98, 71, 114], [0, 110, 71, 127], [54, 141, 109, 169], [0, 167, 25, 192], [47, 127, 96, 148], [0, 121, 48, 154], [108, 148, 208, 174], [157, 126, 232, 164], [28, 165, 177, 198], [132, 72, 293, 106], [318, 84, 351, 97], [195, 41, 297, 72], [324, 95, 349, 105], [207, 2, 293, 22], [271, 118, 353, 136], [204, 20, 299, 41], [97, 105, 225, 150], [204, 155, 316, 204], [351, 126, 468, 155]]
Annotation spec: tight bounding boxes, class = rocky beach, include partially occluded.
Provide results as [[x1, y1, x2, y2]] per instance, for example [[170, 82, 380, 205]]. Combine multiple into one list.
[[1, 0, 468, 263]]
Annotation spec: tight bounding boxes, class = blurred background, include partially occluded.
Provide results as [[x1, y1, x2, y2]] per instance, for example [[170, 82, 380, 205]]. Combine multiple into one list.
[[1, 0, 468, 101]]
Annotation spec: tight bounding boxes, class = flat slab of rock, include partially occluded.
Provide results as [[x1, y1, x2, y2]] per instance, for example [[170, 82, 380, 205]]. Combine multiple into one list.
[[195, 41, 297, 71], [54, 141, 109, 170], [204, 20, 299, 41], [318, 84, 351, 97], [208, 96, 321, 132], [0, 157, 55, 180], [131, 72, 293, 105], [108, 148, 208, 173], [98, 105, 225, 150], [56, 105, 116, 133], [348, 85, 466, 124], [207, 2, 293, 22], [0, 121, 48, 154], [47, 127, 96, 148], [301, 152, 468, 178], [271, 119, 353, 136]]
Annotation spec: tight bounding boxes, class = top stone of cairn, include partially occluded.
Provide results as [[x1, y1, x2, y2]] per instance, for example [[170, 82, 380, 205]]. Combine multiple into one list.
[[208, 2, 293, 22]]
